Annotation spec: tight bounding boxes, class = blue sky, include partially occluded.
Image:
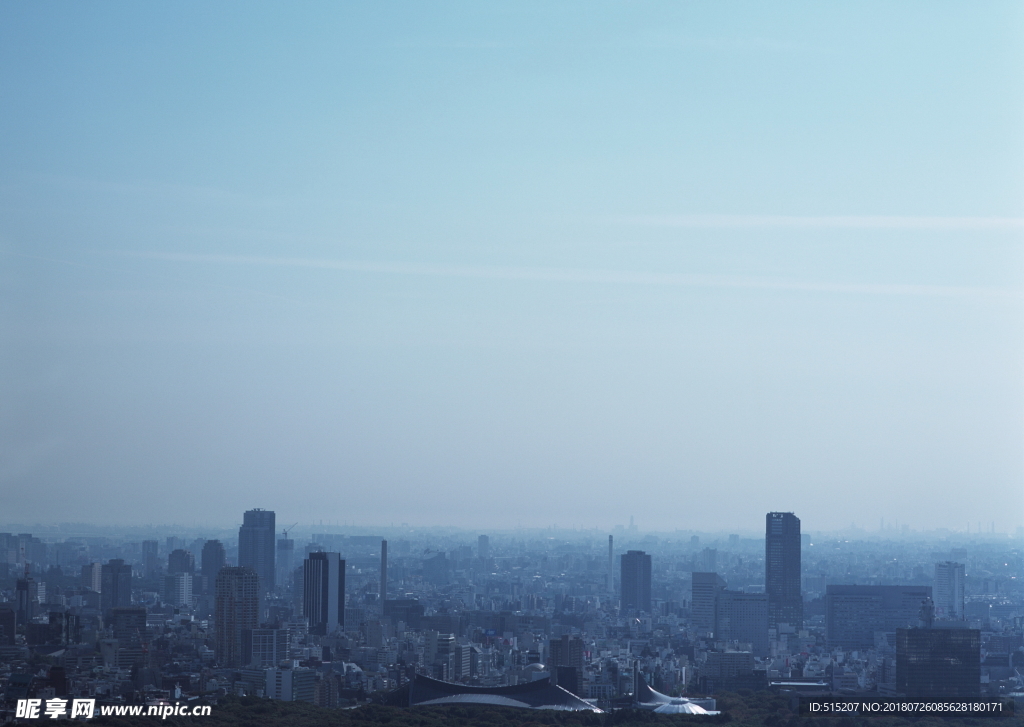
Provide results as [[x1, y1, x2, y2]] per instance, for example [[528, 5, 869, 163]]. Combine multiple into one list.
[[2, 2, 1022, 532]]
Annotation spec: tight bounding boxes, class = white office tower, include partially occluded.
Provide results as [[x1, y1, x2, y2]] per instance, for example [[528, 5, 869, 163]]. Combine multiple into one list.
[[934, 561, 965, 620]]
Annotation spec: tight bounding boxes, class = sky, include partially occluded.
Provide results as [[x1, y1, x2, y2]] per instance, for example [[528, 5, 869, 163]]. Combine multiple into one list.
[[1, 2, 1023, 533]]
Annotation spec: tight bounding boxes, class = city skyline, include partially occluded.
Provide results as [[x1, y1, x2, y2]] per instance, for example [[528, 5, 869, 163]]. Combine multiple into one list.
[[2, 2, 1020, 716], [0, 506, 1012, 706], [0, 516, 1019, 539]]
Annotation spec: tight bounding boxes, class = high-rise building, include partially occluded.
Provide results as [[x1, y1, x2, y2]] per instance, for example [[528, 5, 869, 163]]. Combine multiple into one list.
[[238, 509, 276, 592], [549, 634, 585, 696], [168, 549, 195, 575], [80, 563, 102, 593], [425, 630, 456, 676], [477, 534, 490, 560], [934, 562, 965, 620], [16, 577, 37, 625], [242, 628, 290, 667], [265, 667, 316, 703], [607, 535, 614, 592], [110, 607, 148, 643], [215, 566, 259, 667], [825, 585, 932, 649], [276, 537, 294, 593], [0, 605, 15, 646], [765, 512, 802, 630], [715, 591, 769, 656], [896, 626, 980, 701], [620, 550, 652, 613], [303, 552, 345, 635], [142, 541, 159, 578], [164, 572, 193, 607], [380, 540, 387, 606], [548, 634, 584, 670], [201, 540, 226, 580], [691, 572, 727, 636], [101, 559, 133, 614], [453, 642, 473, 681]]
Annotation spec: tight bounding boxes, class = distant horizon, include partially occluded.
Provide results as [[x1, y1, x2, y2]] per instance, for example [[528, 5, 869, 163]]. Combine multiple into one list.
[[1, 519, 1019, 542]]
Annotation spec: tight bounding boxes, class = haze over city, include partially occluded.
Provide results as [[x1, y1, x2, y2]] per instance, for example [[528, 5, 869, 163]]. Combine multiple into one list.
[[2, 2, 1023, 533]]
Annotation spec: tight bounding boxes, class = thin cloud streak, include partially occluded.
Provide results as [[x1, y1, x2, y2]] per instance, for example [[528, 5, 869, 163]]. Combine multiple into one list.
[[614, 214, 1024, 231], [129, 252, 1023, 300]]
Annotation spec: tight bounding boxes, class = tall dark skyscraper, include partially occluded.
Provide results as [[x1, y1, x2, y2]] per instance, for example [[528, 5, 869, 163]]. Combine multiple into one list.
[[896, 626, 980, 701], [380, 540, 387, 605], [238, 509, 276, 592], [691, 572, 727, 636], [201, 540, 226, 580], [765, 512, 802, 630], [303, 552, 345, 635], [101, 559, 133, 614], [167, 549, 195, 574], [214, 566, 259, 668], [142, 540, 159, 578], [620, 550, 652, 613], [15, 577, 37, 625]]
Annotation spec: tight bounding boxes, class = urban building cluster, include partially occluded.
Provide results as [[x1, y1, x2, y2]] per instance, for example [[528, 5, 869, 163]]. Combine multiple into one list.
[[1, 512, 1022, 713]]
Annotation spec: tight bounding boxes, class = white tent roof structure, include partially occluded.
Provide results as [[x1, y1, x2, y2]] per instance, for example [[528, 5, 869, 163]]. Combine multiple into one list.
[[634, 673, 719, 715]]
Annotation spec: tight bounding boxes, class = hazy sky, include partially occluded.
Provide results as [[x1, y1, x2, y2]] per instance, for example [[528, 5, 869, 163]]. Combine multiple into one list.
[[2, 2, 1022, 533]]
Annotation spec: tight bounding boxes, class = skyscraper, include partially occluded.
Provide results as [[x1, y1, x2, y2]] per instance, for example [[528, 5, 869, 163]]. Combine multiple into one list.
[[380, 540, 387, 606], [691, 572, 727, 636], [549, 634, 585, 696], [201, 540, 226, 580], [238, 509, 276, 592], [934, 561, 965, 620], [303, 552, 345, 636], [164, 572, 193, 607], [477, 534, 489, 560], [825, 585, 932, 649], [276, 537, 295, 593], [896, 626, 980, 701], [715, 590, 769, 656], [765, 512, 802, 631], [168, 549, 195, 574], [80, 562, 102, 593], [101, 559, 133, 614], [607, 535, 613, 592], [15, 576, 37, 625], [214, 566, 259, 667], [142, 540, 159, 578], [620, 550, 652, 613]]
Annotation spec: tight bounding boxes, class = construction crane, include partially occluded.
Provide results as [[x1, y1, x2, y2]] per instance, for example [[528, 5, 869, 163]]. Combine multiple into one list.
[[281, 523, 298, 540]]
